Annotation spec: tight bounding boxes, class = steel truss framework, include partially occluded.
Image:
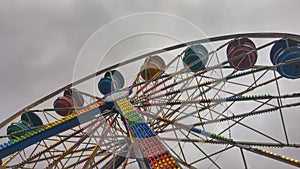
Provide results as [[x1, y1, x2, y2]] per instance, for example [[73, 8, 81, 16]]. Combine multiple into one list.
[[0, 32, 300, 168]]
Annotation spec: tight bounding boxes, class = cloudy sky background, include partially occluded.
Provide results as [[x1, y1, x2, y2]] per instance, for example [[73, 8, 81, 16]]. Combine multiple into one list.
[[0, 1, 300, 168], [1, 0, 300, 119]]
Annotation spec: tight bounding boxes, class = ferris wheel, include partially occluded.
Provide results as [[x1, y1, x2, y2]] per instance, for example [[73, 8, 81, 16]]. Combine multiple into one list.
[[0, 32, 300, 169]]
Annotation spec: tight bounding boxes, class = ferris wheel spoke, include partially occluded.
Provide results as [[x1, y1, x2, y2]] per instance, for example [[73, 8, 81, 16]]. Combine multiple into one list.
[[145, 84, 188, 129], [82, 144, 100, 169], [120, 153, 131, 169], [145, 78, 227, 135], [161, 128, 221, 168], [214, 101, 300, 145], [15, 142, 45, 167], [170, 125, 188, 163], [272, 70, 290, 145], [161, 75, 284, 124], [143, 93, 300, 108], [2, 33, 300, 168], [147, 66, 272, 101], [160, 137, 300, 148], [91, 142, 127, 168], [56, 128, 123, 168], [171, 157, 198, 169], [177, 127, 223, 168], [194, 101, 300, 127], [81, 114, 119, 169], [99, 154, 127, 169], [14, 119, 97, 168], [150, 88, 213, 126], [139, 109, 300, 167], [63, 150, 109, 169], [45, 116, 109, 169], [206, 99, 285, 144], [190, 145, 234, 166], [146, 77, 196, 129]]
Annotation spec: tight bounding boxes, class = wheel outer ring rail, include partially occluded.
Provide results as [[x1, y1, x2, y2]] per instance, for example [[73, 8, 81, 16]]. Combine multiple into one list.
[[1, 32, 300, 129]]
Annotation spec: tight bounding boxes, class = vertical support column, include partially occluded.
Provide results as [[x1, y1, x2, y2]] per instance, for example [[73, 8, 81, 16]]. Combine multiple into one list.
[[115, 98, 181, 169]]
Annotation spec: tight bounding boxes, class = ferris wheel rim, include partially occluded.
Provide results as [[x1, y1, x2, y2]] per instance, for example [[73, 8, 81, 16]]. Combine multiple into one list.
[[1, 32, 300, 168], [1, 32, 300, 130]]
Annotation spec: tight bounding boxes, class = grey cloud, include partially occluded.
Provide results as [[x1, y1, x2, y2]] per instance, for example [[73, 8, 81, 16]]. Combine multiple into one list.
[[0, 0, 299, 168]]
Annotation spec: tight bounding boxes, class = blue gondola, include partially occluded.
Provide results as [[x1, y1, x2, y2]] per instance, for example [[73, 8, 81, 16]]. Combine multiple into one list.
[[183, 44, 208, 72], [270, 39, 300, 79], [98, 70, 125, 95]]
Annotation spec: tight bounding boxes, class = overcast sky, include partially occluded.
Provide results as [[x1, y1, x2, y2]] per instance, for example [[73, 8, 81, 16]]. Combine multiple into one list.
[[0, 1, 300, 168], [1, 0, 300, 118]]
